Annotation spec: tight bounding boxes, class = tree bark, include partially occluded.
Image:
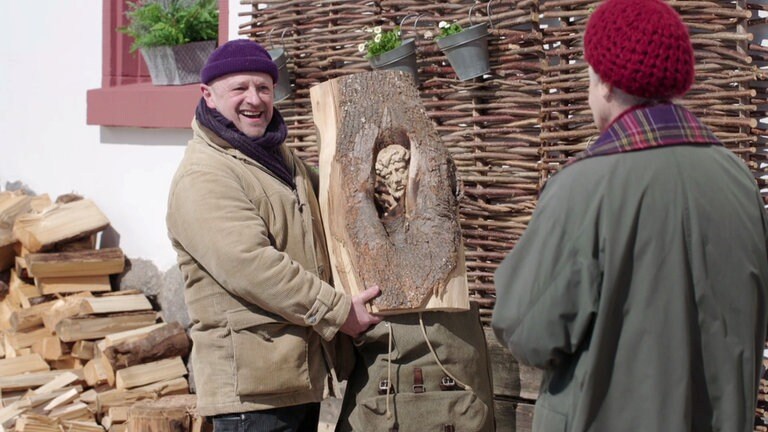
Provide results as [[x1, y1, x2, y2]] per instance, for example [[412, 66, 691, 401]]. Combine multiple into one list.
[[311, 70, 469, 313]]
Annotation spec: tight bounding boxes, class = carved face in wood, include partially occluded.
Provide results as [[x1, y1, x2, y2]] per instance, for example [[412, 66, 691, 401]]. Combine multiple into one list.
[[311, 71, 466, 313], [375, 145, 410, 217]]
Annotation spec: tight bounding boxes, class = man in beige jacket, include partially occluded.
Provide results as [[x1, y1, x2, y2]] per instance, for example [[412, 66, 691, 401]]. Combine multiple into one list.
[[166, 39, 381, 432]]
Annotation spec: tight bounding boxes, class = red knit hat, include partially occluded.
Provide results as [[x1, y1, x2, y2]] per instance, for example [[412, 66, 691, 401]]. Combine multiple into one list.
[[584, 0, 694, 99]]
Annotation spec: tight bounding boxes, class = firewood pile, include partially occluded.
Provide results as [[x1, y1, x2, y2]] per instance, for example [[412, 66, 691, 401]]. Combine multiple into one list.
[[0, 191, 192, 432], [239, 0, 768, 322]]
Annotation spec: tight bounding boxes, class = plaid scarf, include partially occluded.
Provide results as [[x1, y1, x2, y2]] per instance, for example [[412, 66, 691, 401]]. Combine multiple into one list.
[[568, 103, 721, 166]]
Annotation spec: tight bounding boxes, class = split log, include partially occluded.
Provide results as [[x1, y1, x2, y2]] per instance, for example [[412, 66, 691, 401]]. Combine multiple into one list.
[[127, 394, 202, 432], [310, 70, 469, 313], [71, 340, 96, 360], [93, 377, 189, 413], [6, 326, 54, 350], [103, 322, 190, 370], [31, 335, 70, 361], [9, 299, 56, 331], [8, 270, 42, 309], [12, 199, 110, 253], [0, 369, 83, 392], [36, 275, 112, 295], [0, 353, 50, 377], [101, 323, 167, 350], [42, 292, 94, 331], [25, 247, 125, 278], [55, 311, 158, 342], [115, 356, 187, 390], [80, 294, 153, 315]]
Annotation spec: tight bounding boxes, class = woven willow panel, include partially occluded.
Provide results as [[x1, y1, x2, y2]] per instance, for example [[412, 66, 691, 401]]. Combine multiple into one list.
[[239, 0, 767, 321]]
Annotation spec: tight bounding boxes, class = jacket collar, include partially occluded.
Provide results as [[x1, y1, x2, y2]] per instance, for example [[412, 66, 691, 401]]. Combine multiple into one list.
[[568, 103, 721, 166]]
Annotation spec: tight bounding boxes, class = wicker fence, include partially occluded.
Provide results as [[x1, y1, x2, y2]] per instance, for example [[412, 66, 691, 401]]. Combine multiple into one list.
[[238, 0, 768, 322]]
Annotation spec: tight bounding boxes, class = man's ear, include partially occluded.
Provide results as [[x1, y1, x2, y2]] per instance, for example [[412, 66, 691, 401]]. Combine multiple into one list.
[[601, 81, 615, 103], [201, 84, 216, 109]]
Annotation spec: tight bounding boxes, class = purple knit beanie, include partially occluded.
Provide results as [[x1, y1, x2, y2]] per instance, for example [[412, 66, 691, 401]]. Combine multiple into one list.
[[200, 39, 279, 85]]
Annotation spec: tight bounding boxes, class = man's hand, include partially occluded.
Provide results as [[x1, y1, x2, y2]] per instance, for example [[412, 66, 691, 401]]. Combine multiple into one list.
[[340, 286, 383, 338]]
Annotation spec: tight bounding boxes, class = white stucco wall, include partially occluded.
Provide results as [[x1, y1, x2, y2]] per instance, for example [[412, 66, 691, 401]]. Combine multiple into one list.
[[0, 1, 249, 271]]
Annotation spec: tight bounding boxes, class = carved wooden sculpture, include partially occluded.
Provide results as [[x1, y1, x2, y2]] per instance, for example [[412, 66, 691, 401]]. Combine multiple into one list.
[[310, 70, 469, 313]]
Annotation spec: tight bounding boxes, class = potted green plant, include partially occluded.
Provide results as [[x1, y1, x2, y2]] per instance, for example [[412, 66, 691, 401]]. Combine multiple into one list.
[[435, 20, 491, 81], [120, 0, 218, 85], [359, 26, 419, 83]]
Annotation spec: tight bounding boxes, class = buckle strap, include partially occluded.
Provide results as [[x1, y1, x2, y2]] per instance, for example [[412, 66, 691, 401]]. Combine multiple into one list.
[[413, 367, 425, 393], [439, 375, 457, 391]]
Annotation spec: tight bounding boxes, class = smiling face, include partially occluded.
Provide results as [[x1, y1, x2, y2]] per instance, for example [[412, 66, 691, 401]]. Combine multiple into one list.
[[201, 72, 275, 138]]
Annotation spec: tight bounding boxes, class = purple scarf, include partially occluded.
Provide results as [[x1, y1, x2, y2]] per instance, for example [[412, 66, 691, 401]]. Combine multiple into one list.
[[196, 98, 294, 189], [568, 103, 721, 166]]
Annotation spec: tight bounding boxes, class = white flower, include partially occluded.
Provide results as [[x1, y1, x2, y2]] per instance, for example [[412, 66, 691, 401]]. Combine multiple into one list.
[[358, 43, 366, 52], [424, 30, 434, 39], [374, 34, 382, 43], [439, 21, 448, 29], [373, 26, 382, 34]]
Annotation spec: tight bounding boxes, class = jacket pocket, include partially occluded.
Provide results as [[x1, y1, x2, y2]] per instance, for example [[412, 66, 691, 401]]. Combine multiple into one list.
[[532, 402, 567, 432], [227, 308, 311, 396], [348, 390, 488, 432]]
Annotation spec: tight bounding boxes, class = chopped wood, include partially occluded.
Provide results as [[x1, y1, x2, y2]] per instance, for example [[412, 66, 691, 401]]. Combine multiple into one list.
[[15, 256, 29, 279], [103, 322, 189, 371], [115, 357, 187, 390], [63, 419, 107, 432], [55, 233, 98, 252], [42, 292, 94, 331], [48, 401, 92, 421], [42, 387, 79, 411], [127, 394, 200, 432], [84, 358, 112, 388], [9, 299, 56, 331], [71, 340, 96, 360], [101, 323, 166, 350], [0, 369, 83, 392], [56, 311, 158, 342], [8, 270, 42, 309], [26, 248, 125, 278], [80, 294, 152, 315], [94, 377, 189, 413], [6, 326, 54, 350], [36, 275, 112, 295], [49, 356, 82, 371], [0, 299, 18, 331], [108, 406, 130, 423], [12, 199, 110, 253], [0, 353, 49, 377], [31, 336, 70, 361]]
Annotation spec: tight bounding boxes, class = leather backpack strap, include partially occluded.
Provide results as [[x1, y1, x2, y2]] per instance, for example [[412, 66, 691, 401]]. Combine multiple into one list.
[[413, 367, 425, 393]]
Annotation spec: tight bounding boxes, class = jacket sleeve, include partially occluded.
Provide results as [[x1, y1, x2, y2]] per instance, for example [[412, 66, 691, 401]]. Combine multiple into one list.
[[491, 174, 602, 369], [167, 166, 350, 341]]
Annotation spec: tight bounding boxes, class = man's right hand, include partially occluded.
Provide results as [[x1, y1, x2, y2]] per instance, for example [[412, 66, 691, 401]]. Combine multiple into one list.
[[340, 286, 383, 338]]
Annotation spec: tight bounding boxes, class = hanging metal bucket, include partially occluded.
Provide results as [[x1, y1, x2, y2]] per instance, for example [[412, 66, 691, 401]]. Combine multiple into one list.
[[436, 23, 491, 81], [268, 48, 292, 102], [368, 38, 419, 83]]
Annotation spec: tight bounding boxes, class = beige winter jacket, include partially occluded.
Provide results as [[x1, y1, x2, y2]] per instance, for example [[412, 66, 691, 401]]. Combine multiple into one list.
[[166, 120, 352, 417]]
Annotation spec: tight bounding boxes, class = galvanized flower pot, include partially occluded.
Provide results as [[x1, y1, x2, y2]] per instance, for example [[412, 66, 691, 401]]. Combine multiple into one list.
[[268, 47, 292, 102], [368, 38, 419, 84], [436, 23, 491, 81], [140, 40, 216, 86]]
